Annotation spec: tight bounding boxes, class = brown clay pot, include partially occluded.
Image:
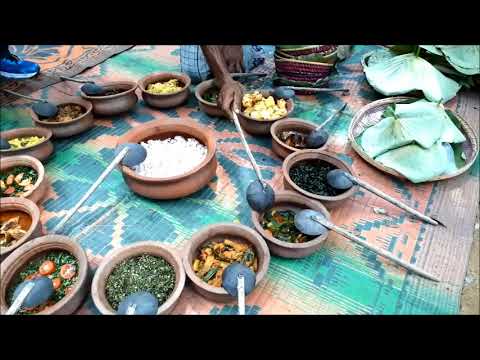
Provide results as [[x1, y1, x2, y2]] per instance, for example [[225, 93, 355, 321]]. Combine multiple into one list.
[[183, 223, 270, 303], [237, 90, 294, 136], [251, 191, 330, 258], [80, 81, 138, 116], [0, 235, 89, 315], [91, 241, 186, 315], [0, 197, 44, 259], [117, 119, 217, 200], [195, 79, 227, 118], [0, 127, 54, 163], [282, 149, 357, 209], [31, 99, 94, 138], [138, 72, 191, 109], [0, 155, 48, 204], [270, 118, 324, 159]]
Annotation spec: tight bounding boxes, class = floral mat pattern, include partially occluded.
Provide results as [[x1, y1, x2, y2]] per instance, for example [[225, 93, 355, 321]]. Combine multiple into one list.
[[1, 45, 479, 314]]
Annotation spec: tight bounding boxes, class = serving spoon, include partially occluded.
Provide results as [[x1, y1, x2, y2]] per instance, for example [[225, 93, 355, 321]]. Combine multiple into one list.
[[294, 210, 439, 282], [222, 262, 256, 315], [273, 86, 349, 100], [60, 75, 107, 96], [305, 103, 347, 148], [231, 109, 275, 212], [1, 89, 58, 118], [117, 291, 159, 315], [325, 169, 441, 226], [7, 276, 54, 315]]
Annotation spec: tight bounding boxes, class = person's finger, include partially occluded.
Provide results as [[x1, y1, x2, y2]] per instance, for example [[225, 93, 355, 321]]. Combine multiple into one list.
[[226, 61, 236, 73], [221, 90, 234, 113], [234, 62, 243, 73], [233, 91, 242, 113]]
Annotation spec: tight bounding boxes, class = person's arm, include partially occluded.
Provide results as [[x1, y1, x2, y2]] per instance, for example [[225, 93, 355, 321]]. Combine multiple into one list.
[[201, 45, 243, 116]]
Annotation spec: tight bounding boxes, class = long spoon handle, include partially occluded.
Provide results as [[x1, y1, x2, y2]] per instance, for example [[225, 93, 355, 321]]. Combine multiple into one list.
[[6, 282, 35, 315], [315, 103, 347, 131], [232, 73, 267, 79], [286, 86, 349, 93], [59, 76, 92, 84], [231, 110, 264, 184], [52, 147, 129, 234], [311, 215, 439, 281], [344, 173, 439, 226], [237, 275, 246, 315], [2, 89, 44, 103]]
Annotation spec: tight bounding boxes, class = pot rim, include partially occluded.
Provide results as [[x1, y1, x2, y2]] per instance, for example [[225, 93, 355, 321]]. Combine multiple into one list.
[[0, 197, 41, 255], [0, 127, 53, 153], [282, 149, 357, 201], [31, 99, 93, 126], [0, 234, 88, 315], [91, 241, 186, 315], [182, 222, 270, 296], [270, 118, 321, 153], [238, 90, 295, 123], [80, 81, 138, 100], [0, 155, 46, 199], [138, 72, 192, 97]]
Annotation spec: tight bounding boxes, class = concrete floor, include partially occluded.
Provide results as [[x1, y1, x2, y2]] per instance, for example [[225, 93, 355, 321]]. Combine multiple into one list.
[[460, 215, 479, 315]]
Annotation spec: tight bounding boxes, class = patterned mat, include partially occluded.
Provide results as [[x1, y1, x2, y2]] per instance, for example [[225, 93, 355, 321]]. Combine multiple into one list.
[[1, 45, 478, 314], [0, 45, 134, 106]]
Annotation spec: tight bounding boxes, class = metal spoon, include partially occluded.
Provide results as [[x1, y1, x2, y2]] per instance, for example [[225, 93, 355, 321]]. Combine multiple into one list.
[[231, 109, 275, 212], [273, 86, 349, 100], [0, 138, 10, 150], [117, 291, 159, 315], [294, 210, 439, 282], [7, 276, 54, 315], [326, 169, 441, 226], [305, 103, 347, 148], [2, 89, 58, 118], [60, 76, 106, 96], [222, 262, 256, 315], [51, 143, 147, 234]]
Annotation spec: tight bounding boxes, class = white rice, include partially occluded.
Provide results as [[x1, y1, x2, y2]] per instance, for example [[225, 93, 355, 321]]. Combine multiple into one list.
[[134, 136, 207, 178]]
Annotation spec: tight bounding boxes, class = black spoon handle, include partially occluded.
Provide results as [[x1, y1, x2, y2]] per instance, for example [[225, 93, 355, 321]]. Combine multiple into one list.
[[60, 76, 92, 84], [232, 73, 268, 79], [6, 281, 35, 315], [286, 86, 349, 93], [2, 89, 45, 103]]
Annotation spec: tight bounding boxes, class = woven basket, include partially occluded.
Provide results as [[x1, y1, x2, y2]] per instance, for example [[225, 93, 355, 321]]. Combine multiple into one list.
[[278, 45, 337, 57], [275, 49, 338, 64], [348, 96, 479, 182]]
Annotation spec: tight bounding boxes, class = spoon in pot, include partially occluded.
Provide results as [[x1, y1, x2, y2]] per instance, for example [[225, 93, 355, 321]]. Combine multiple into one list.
[[273, 86, 349, 100], [51, 143, 147, 234], [59, 75, 106, 96], [6, 276, 55, 315], [117, 291, 159, 315], [222, 263, 257, 315], [326, 169, 441, 226], [294, 210, 439, 282], [1, 89, 58, 118], [231, 109, 275, 213], [305, 103, 347, 149]]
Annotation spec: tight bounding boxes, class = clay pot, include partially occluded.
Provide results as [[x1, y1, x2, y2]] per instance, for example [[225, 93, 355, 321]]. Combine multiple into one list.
[[251, 191, 330, 258], [195, 79, 227, 118], [270, 118, 322, 159], [80, 81, 138, 116], [0, 127, 53, 163], [0, 155, 48, 204], [183, 223, 270, 303], [91, 241, 186, 315], [117, 119, 217, 200], [0, 235, 89, 315], [282, 149, 357, 209], [138, 72, 191, 109], [0, 197, 44, 259], [237, 90, 294, 136], [32, 99, 94, 138]]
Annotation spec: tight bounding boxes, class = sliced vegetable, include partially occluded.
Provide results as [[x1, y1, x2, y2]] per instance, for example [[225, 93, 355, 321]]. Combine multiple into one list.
[[39, 260, 56, 275]]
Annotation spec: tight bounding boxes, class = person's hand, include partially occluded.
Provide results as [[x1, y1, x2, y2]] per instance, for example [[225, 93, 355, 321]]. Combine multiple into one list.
[[218, 78, 244, 117], [221, 46, 245, 73]]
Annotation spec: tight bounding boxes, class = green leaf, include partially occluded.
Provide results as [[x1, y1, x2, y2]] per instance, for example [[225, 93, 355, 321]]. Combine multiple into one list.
[[363, 53, 461, 103], [436, 45, 480, 75], [419, 45, 443, 55]]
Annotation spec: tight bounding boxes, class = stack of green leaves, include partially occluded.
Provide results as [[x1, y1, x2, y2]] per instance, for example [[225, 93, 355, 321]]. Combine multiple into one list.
[[358, 99, 467, 183], [363, 45, 479, 103]]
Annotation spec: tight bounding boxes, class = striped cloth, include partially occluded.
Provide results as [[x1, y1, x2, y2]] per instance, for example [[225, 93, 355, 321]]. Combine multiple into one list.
[[180, 45, 272, 83]]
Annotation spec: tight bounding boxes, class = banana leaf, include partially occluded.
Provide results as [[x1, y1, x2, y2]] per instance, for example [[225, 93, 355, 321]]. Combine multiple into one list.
[[363, 53, 461, 103], [420, 45, 443, 55], [375, 141, 452, 183], [436, 45, 480, 75]]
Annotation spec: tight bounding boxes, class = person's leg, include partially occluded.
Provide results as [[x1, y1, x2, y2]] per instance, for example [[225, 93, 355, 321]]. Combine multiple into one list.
[[0, 45, 40, 79], [180, 45, 212, 84]]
